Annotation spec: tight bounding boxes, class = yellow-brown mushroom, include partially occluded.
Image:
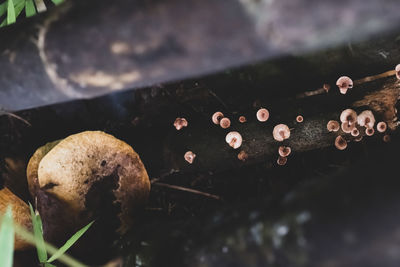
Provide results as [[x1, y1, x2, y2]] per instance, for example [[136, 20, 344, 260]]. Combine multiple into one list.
[[27, 131, 150, 236]]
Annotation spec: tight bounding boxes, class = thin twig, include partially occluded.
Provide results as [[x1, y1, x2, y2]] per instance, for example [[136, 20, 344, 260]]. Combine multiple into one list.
[[0, 111, 31, 126], [297, 69, 397, 99], [208, 89, 230, 111], [152, 182, 221, 200]]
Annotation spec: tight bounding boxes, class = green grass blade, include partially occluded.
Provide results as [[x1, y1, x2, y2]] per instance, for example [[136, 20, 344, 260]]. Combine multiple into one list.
[[47, 221, 94, 263], [14, 1, 25, 19], [0, 18, 7, 27], [29, 203, 48, 263], [0, 206, 14, 267], [7, 0, 16, 25], [44, 263, 57, 267], [0, 2, 7, 17], [51, 0, 64, 5], [34, 0, 47, 12], [25, 0, 36, 17]]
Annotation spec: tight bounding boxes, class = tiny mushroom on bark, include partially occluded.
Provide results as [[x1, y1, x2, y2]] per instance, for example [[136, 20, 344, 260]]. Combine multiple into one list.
[[212, 112, 224, 125], [239, 116, 247, 123], [256, 108, 270, 122], [296, 115, 304, 123], [377, 121, 387, 133], [220, 118, 231, 129], [173, 117, 188, 130], [351, 128, 360, 137], [273, 124, 290, 142], [327, 120, 340, 132], [357, 110, 375, 129], [225, 131, 243, 149], [340, 109, 357, 124], [336, 76, 353, 94], [237, 150, 248, 161], [277, 156, 287, 166], [383, 134, 391, 142], [365, 127, 375, 136], [354, 135, 363, 142], [184, 151, 196, 164], [341, 121, 355, 133], [278, 146, 291, 157], [335, 135, 347, 150], [396, 64, 400, 80]]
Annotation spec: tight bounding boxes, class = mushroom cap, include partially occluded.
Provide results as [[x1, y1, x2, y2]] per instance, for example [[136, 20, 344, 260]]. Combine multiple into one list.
[[383, 134, 391, 142], [365, 127, 375, 136], [341, 121, 355, 133], [377, 121, 387, 133], [184, 151, 196, 164], [396, 64, 400, 79], [238, 116, 247, 123], [0, 187, 33, 250], [277, 156, 287, 166], [173, 117, 188, 130], [336, 76, 353, 94], [272, 124, 290, 142], [357, 110, 375, 128], [278, 146, 291, 157], [296, 115, 304, 123], [335, 136, 347, 150], [220, 117, 231, 129], [28, 131, 150, 234], [237, 150, 248, 161], [327, 120, 340, 132], [212, 112, 224, 125], [340, 109, 357, 124], [225, 131, 242, 149], [351, 128, 360, 137], [256, 108, 270, 122]]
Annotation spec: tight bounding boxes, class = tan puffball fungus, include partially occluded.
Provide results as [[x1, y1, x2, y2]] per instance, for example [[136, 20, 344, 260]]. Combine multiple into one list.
[[340, 109, 357, 124], [296, 115, 304, 123], [396, 64, 400, 80], [27, 131, 150, 234], [225, 131, 243, 149], [220, 117, 231, 129], [341, 121, 355, 133], [277, 156, 287, 166], [256, 108, 270, 122], [278, 146, 291, 157], [365, 127, 375, 136], [0, 187, 33, 250], [173, 117, 188, 130], [336, 76, 353, 94], [357, 110, 375, 129], [335, 136, 347, 150], [327, 120, 340, 132], [273, 124, 290, 142], [377, 121, 387, 133], [212, 112, 224, 125], [184, 151, 196, 164]]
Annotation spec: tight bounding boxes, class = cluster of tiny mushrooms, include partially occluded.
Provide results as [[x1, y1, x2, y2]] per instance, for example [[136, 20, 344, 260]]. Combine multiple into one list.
[[1, 65, 399, 252], [174, 64, 400, 166]]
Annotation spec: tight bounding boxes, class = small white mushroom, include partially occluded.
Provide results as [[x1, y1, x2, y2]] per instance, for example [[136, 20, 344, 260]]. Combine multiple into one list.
[[225, 131, 242, 149], [273, 124, 290, 142]]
